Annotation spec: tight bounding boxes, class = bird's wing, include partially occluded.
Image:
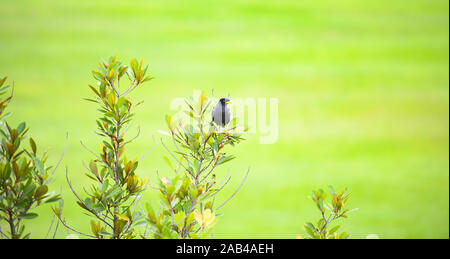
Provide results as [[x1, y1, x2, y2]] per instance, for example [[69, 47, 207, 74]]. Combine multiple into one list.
[[224, 106, 231, 124], [211, 104, 216, 120]]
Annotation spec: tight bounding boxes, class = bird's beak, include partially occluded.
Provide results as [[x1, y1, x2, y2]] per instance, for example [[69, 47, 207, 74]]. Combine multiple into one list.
[[226, 100, 232, 104]]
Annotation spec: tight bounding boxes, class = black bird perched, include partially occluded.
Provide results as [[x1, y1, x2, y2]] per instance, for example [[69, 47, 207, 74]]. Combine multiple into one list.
[[212, 98, 231, 127]]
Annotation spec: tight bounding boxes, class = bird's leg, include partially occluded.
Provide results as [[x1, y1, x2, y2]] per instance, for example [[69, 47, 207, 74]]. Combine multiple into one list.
[[221, 126, 228, 135], [223, 124, 230, 135]]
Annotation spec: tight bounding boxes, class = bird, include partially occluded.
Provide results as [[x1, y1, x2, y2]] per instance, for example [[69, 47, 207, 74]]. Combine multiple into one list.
[[211, 98, 231, 127]]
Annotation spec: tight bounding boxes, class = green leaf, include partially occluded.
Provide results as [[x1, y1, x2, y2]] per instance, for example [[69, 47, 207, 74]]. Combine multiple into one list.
[[328, 225, 340, 235], [88, 85, 101, 98], [93, 203, 105, 213], [339, 232, 350, 239], [84, 173, 97, 181], [35, 185, 48, 198], [134, 221, 147, 227], [22, 183, 36, 197], [346, 208, 359, 214], [84, 198, 92, 210], [174, 211, 185, 224], [83, 98, 99, 104], [92, 71, 104, 82], [316, 199, 324, 212], [29, 138, 37, 155], [217, 155, 235, 165], [165, 115, 172, 130], [212, 141, 218, 155], [91, 220, 99, 237], [44, 195, 61, 203], [19, 213, 38, 219], [130, 58, 138, 72], [115, 213, 130, 222], [89, 161, 98, 175], [163, 156, 173, 170], [0, 76, 7, 87], [33, 158, 45, 175], [189, 188, 198, 199], [17, 122, 26, 134], [146, 203, 156, 223], [101, 179, 109, 193], [328, 185, 335, 196], [76, 201, 88, 211], [116, 97, 126, 108], [98, 230, 112, 237], [304, 222, 316, 238], [166, 185, 175, 196], [141, 75, 153, 83]]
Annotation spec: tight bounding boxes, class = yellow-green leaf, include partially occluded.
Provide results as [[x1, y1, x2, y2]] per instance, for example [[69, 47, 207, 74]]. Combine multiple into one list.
[[115, 213, 130, 222], [89, 161, 98, 175], [29, 137, 37, 155]]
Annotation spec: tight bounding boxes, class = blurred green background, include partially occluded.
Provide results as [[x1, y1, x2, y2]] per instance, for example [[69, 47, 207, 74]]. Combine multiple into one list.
[[0, 0, 448, 238]]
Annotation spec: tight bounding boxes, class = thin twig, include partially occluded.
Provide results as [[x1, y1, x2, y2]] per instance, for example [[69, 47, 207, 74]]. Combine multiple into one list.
[[124, 127, 140, 145], [45, 209, 56, 239], [80, 140, 115, 171], [47, 133, 68, 184], [122, 117, 136, 135], [160, 138, 189, 172], [200, 160, 217, 183], [120, 80, 138, 97], [109, 77, 121, 98], [81, 160, 102, 182], [171, 130, 193, 168], [52, 188, 63, 239], [137, 135, 157, 162], [52, 188, 95, 238], [56, 216, 96, 238], [215, 167, 250, 211], [65, 167, 84, 203], [65, 167, 114, 230], [80, 141, 102, 161], [46, 188, 62, 239], [211, 172, 232, 209]]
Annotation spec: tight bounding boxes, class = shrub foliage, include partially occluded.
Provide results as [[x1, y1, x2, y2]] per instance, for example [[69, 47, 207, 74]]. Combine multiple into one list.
[[55, 57, 152, 239], [145, 91, 249, 238], [0, 77, 62, 239]]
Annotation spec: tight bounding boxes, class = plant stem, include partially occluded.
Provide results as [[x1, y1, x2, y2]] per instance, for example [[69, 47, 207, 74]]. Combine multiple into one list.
[[8, 210, 15, 239], [115, 119, 120, 183]]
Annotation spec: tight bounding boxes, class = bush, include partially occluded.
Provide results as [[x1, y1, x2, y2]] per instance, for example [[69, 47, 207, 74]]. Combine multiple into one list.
[[145, 91, 249, 239], [54, 56, 152, 239], [0, 77, 63, 239], [301, 186, 358, 239]]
